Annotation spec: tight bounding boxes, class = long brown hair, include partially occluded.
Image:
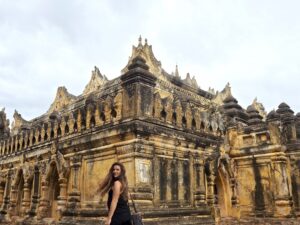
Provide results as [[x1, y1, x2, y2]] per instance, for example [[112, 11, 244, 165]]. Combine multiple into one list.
[[97, 162, 129, 201]]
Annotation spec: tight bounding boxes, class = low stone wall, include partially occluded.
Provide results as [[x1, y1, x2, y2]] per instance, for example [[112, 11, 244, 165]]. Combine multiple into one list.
[[218, 217, 300, 225]]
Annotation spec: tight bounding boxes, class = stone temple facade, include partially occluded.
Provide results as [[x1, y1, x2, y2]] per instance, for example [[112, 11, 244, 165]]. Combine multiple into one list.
[[0, 37, 300, 225]]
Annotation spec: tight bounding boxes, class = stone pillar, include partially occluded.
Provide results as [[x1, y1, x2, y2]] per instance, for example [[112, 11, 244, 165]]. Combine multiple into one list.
[[153, 154, 160, 205], [61, 120, 66, 136], [8, 184, 17, 217], [170, 158, 179, 204], [182, 157, 191, 204], [0, 170, 13, 216], [68, 115, 75, 133], [67, 155, 82, 209], [28, 166, 39, 216], [46, 123, 51, 140], [21, 181, 31, 216], [77, 111, 82, 132], [95, 106, 102, 126], [37, 178, 50, 219], [113, 92, 122, 121], [0, 185, 4, 207], [35, 161, 50, 219], [207, 173, 216, 206], [56, 177, 68, 217], [189, 152, 194, 204], [14, 138, 18, 152], [9, 139, 13, 154], [194, 157, 206, 207], [29, 130, 34, 146], [272, 155, 293, 217], [166, 159, 171, 201], [40, 128, 45, 143], [178, 160, 184, 203], [230, 178, 238, 206], [53, 122, 58, 138], [86, 108, 92, 129], [186, 105, 192, 129]]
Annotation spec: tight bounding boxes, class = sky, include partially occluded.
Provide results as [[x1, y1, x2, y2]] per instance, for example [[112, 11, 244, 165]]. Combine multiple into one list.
[[0, 0, 300, 124]]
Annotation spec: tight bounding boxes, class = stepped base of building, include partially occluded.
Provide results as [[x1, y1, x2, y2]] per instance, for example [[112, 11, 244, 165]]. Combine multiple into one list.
[[1, 216, 300, 225]]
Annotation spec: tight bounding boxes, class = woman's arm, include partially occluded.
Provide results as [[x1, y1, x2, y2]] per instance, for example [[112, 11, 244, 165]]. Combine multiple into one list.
[[105, 181, 121, 225]]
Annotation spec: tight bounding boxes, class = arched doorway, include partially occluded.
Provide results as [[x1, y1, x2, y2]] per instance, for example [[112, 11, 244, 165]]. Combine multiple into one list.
[[47, 163, 60, 221], [215, 168, 232, 218]]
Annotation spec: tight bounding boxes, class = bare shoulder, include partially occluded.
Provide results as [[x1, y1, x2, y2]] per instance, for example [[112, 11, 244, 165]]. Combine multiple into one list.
[[113, 180, 122, 190]]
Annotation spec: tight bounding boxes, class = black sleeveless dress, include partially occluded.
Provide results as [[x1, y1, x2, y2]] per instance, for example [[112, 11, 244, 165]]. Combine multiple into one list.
[[107, 181, 131, 225]]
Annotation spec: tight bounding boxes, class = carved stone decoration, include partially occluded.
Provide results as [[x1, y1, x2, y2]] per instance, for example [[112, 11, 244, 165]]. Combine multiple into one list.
[[11, 110, 31, 136], [22, 160, 34, 183], [56, 150, 70, 179], [0, 108, 10, 140], [7, 168, 21, 217], [83, 66, 108, 95], [21, 160, 34, 216], [213, 83, 231, 105], [47, 86, 76, 114], [37, 160, 50, 220], [217, 152, 238, 206], [183, 73, 199, 89], [113, 92, 122, 121], [252, 98, 267, 121], [67, 154, 82, 210], [121, 36, 166, 80], [135, 159, 151, 184], [200, 111, 211, 132], [153, 93, 163, 119], [125, 83, 135, 98], [37, 148, 70, 220]]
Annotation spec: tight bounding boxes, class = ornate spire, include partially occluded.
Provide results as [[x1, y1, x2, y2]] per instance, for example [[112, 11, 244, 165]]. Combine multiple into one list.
[[83, 66, 108, 95], [266, 109, 280, 121], [184, 73, 192, 86], [191, 76, 198, 89], [212, 82, 232, 105], [223, 93, 248, 124], [47, 86, 76, 114], [11, 110, 31, 135], [122, 37, 164, 79], [0, 108, 10, 140], [251, 97, 267, 120], [276, 102, 294, 115], [138, 35, 142, 47], [175, 64, 180, 78], [246, 105, 263, 126]]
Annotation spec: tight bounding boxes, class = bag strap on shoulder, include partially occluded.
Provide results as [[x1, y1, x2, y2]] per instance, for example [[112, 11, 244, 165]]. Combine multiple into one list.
[[129, 191, 138, 213]]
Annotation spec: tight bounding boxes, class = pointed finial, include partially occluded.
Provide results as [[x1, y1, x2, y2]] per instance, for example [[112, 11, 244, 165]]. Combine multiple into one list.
[[138, 35, 142, 46], [192, 76, 198, 88], [253, 97, 258, 103], [175, 64, 179, 77], [145, 38, 148, 45]]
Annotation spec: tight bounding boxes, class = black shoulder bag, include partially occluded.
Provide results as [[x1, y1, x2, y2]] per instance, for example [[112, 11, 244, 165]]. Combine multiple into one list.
[[129, 192, 144, 225]]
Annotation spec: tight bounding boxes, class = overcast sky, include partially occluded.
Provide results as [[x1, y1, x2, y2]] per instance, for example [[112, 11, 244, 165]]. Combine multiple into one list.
[[1, 0, 300, 124]]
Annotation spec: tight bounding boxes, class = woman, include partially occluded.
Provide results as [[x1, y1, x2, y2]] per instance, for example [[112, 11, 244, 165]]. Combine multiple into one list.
[[98, 162, 132, 225]]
